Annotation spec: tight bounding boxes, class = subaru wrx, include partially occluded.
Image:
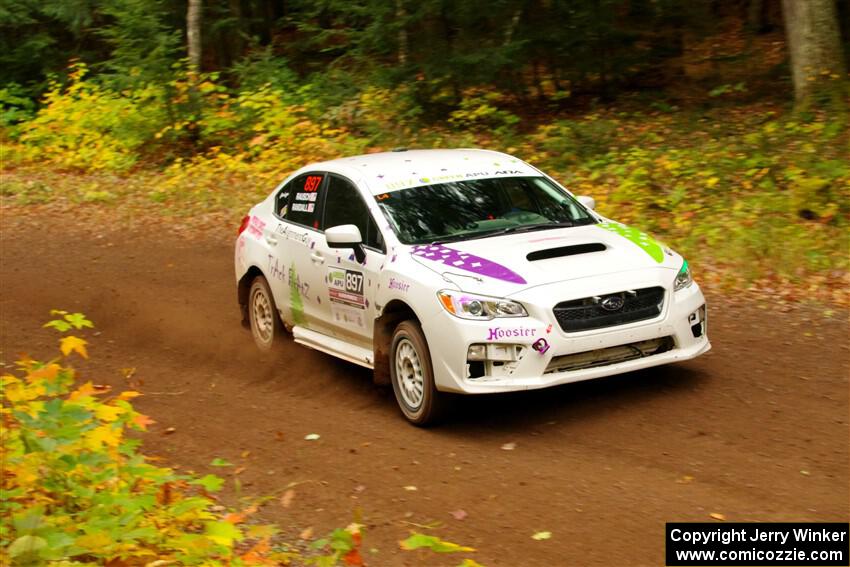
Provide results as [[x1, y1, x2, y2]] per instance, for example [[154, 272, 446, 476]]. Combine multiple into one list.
[[235, 149, 709, 425]]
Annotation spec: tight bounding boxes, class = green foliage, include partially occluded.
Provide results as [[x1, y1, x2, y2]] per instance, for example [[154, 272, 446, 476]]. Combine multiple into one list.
[[528, 107, 849, 295], [96, 0, 181, 88], [448, 89, 520, 138], [530, 115, 619, 164], [1, 313, 484, 565], [18, 63, 167, 170], [0, 83, 36, 127], [0, 314, 288, 565]]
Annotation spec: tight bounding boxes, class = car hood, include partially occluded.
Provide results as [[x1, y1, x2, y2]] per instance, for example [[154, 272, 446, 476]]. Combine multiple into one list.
[[407, 222, 682, 297]]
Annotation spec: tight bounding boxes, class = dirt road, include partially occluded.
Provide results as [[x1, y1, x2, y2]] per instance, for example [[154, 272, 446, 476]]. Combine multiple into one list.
[[2, 209, 848, 566]]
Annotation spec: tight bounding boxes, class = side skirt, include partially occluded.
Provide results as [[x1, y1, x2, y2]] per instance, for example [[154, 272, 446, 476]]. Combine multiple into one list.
[[292, 326, 374, 369]]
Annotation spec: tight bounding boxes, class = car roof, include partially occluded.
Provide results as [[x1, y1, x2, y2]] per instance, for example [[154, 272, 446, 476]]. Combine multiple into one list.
[[301, 148, 541, 195]]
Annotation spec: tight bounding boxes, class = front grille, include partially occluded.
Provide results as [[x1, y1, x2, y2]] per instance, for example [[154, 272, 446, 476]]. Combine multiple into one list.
[[553, 286, 665, 332], [544, 336, 674, 374]]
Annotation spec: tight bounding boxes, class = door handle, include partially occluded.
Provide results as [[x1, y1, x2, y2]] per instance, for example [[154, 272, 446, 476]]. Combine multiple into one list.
[[310, 252, 325, 264], [265, 235, 278, 246]]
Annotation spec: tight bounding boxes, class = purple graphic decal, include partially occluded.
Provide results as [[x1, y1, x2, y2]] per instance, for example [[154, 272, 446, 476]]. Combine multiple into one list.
[[410, 244, 527, 284], [487, 326, 536, 341], [532, 338, 550, 355]]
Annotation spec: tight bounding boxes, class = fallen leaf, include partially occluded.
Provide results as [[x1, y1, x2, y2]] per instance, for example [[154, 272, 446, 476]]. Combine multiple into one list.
[[343, 548, 364, 566], [132, 413, 155, 430], [59, 335, 88, 359], [676, 475, 695, 484], [223, 512, 246, 524], [403, 485, 418, 491], [800, 470, 810, 476], [449, 509, 468, 521], [117, 390, 142, 401], [532, 531, 552, 541], [299, 527, 314, 540], [280, 489, 295, 508], [304, 433, 320, 441], [164, 427, 176, 435], [501, 442, 517, 451], [68, 381, 98, 401], [233, 466, 246, 475], [399, 533, 474, 552], [709, 513, 726, 521]]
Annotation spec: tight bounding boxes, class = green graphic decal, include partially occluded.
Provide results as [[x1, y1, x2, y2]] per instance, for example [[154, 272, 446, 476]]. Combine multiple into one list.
[[597, 221, 665, 263], [289, 262, 307, 326]]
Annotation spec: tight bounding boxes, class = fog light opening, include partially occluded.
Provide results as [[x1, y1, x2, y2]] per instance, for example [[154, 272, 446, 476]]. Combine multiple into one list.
[[467, 361, 485, 379], [466, 343, 527, 379], [689, 305, 707, 338]]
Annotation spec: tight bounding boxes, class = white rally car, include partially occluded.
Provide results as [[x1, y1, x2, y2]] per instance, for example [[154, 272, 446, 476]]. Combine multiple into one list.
[[235, 149, 709, 425]]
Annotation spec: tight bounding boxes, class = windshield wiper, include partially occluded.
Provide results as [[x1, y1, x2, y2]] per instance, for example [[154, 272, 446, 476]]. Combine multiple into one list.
[[430, 221, 578, 245], [489, 220, 577, 236], [431, 230, 502, 245]]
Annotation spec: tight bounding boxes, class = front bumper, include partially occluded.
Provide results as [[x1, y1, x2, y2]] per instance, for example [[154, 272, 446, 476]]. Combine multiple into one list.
[[420, 272, 710, 394]]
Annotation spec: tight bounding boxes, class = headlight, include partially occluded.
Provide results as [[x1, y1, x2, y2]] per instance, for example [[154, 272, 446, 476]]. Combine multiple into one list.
[[674, 260, 693, 291], [437, 290, 528, 320]]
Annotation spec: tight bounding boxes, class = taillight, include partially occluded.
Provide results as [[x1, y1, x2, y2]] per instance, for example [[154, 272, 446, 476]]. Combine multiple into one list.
[[237, 215, 250, 236]]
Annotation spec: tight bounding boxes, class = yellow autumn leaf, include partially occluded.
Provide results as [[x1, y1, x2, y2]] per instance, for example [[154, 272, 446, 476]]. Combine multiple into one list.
[[60, 336, 88, 359], [117, 390, 142, 401], [68, 381, 98, 401], [3, 382, 45, 402], [1, 374, 21, 386], [14, 461, 41, 486], [75, 531, 113, 552], [86, 424, 122, 449], [95, 404, 125, 422]]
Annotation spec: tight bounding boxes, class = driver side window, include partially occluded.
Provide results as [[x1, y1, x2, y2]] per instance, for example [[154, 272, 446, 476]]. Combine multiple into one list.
[[322, 175, 384, 251]]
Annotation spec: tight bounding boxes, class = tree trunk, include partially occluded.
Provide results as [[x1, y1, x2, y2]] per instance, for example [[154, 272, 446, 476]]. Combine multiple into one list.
[[396, 0, 408, 65], [187, 0, 202, 71], [781, 0, 847, 104]]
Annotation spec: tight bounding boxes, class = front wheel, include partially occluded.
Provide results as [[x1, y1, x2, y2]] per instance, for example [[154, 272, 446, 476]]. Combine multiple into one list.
[[390, 320, 444, 426], [248, 275, 283, 351]]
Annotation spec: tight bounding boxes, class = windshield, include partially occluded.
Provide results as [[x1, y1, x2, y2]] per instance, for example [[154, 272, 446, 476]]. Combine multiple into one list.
[[375, 176, 596, 244]]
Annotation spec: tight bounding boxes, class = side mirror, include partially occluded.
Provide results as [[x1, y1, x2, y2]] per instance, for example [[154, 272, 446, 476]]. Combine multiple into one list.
[[326, 224, 366, 263], [576, 195, 596, 210]]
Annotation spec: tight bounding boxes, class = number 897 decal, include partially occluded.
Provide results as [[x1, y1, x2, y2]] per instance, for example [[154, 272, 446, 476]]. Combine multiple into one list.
[[327, 268, 366, 328]]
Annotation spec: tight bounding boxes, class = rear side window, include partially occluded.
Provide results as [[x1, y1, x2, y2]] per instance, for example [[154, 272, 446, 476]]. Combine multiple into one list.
[[322, 175, 384, 251], [281, 173, 326, 228]]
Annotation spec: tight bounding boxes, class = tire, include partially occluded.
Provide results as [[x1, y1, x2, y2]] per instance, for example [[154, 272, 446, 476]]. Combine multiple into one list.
[[248, 275, 283, 351], [390, 320, 444, 426]]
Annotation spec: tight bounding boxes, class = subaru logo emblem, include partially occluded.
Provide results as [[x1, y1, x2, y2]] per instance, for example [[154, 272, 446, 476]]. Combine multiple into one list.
[[600, 295, 625, 311]]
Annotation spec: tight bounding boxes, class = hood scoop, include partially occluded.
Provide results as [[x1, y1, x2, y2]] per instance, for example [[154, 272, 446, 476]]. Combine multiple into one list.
[[527, 243, 607, 262]]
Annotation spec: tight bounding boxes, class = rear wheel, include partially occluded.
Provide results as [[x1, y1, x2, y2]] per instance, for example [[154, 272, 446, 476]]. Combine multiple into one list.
[[390, 320, 444, 425], [248, 276, 283, 351]]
